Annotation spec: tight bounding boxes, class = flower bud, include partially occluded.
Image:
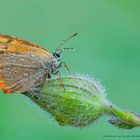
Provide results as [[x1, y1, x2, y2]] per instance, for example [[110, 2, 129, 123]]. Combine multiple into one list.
[[22, 75, 140, 129], [23, 75, 109, 127], [108, 105, 140, 129]]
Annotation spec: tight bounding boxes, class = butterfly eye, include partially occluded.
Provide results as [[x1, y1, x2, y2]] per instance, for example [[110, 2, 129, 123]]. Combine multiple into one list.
[[53, 52, 60, 58]]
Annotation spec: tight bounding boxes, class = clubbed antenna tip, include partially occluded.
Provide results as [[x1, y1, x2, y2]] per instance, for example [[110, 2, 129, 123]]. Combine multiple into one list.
[[73, 32, 78, 36]]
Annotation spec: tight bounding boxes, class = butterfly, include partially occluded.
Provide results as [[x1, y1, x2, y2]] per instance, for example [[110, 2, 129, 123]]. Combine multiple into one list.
[[0, 33, 77, 93]]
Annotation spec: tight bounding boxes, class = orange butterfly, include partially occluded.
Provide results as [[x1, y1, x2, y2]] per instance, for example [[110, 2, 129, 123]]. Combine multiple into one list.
[[0, 33, 77, 93]]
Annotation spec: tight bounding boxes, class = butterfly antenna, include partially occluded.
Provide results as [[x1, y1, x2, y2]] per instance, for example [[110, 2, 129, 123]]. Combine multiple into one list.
[[57, 32, 78, 50], [54, 33, 78, 57]]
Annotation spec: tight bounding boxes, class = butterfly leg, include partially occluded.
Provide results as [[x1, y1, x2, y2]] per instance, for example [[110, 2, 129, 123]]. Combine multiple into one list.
[[53, 61, 73, 90], [55, 70, 66, 90], [57, 61, 73, 76], [23, 87, 42, 102]]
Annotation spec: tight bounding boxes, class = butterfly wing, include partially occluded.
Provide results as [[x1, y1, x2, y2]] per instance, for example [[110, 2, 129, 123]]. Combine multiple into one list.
[[0, 34, 52, 59], [0, 34, 54, 93]]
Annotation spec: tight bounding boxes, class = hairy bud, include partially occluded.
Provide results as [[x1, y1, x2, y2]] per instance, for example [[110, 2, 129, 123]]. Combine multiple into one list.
[[22, 75, 140, 129]]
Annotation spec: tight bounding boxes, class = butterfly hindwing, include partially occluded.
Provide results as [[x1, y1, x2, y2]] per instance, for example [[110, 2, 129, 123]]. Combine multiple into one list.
[[0, 34, 54, 93]]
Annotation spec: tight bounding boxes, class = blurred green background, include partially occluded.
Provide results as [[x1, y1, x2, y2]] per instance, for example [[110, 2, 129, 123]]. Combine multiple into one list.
[[0, 0, 140, 140]]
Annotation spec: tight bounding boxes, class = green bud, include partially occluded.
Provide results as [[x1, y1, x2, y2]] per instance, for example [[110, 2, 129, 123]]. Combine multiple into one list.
[[22, 75, 140, 129], [108, 105, 140, 129], [23, 75, 110, 127]]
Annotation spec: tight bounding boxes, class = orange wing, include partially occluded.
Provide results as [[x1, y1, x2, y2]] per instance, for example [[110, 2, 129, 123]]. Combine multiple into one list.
[[0, 34, 52, 59], [0, 34, 54, 93]]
